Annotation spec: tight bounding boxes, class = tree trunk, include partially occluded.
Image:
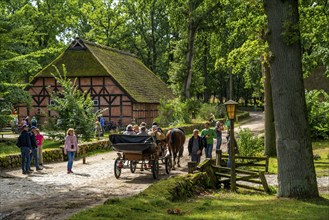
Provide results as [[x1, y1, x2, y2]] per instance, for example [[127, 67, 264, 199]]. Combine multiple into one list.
[[184, 21, 196, 99], [264, 0, 318, 198], [151, 0, 157, 73], [262, 55, 276, 157], [203, 38, 210, 102], [229, 69, 233, 100]]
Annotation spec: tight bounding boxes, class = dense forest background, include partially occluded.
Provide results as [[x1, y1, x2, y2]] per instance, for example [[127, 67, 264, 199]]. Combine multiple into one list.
[[0, 0, 328, 198], [1, 0, 327, 101]]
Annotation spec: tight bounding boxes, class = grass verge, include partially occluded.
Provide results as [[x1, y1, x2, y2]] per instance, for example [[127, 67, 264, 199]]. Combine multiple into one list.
[[0, 139, 62, 157], [70, 177, 329, 220], [267, 140, 329, 177]]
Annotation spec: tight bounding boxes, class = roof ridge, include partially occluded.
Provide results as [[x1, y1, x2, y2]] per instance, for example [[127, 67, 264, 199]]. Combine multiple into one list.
[[81, 39, 137, 58]]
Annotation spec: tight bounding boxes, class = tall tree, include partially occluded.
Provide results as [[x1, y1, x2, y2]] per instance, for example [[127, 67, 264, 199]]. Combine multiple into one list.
[[122, 0, 171, 80], [168, 0, 220, 99], [183, 0, 221, 99], [78, 0, 125, 47], [262, 55, 276, 156], [264, 0, 318, 198]]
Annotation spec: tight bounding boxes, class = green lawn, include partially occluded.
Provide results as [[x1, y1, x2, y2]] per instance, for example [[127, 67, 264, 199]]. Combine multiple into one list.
[[267, 140, 329, 177], [0, 139, 62, 157], [70, 185, 329, 220]]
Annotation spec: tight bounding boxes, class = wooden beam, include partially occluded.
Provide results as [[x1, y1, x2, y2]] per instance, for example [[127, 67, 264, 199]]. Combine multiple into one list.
[[221, 154, 268, 160], [259, 172, 270, 193], [235, 163, 267, 167], [235, 169, 259, 175], [218, 179, 230, 183], [236, 178, 262, 185], [236, 183, 265, 192], [215, 172, 231, 178]]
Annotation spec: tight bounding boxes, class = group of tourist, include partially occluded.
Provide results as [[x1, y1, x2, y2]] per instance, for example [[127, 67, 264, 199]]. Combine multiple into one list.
[[16, 114, 225, 175], [122, 122, 165, 139], [17, 124, 79, 174], [188, 120, 224, 164], [16, 124, 44, 174]]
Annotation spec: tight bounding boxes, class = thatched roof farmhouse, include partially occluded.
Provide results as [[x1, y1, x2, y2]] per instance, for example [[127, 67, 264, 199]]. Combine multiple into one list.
[[18, 38, 173, 127]]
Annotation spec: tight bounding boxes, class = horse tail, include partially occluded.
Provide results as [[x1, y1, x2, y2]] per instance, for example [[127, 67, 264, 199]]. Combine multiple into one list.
[[170, 129, 175, 148]]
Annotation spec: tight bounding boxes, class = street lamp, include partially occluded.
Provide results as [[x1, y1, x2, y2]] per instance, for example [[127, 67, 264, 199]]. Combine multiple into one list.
[[224, 100, 238, 192]]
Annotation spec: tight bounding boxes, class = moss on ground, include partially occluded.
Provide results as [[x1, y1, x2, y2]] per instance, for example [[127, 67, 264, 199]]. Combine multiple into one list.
[[70, 174, 329, 220]]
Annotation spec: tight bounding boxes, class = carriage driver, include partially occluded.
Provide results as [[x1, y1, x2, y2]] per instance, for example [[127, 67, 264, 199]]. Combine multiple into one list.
[[148, 124, 165, 141], [148, 123, 166, 156]]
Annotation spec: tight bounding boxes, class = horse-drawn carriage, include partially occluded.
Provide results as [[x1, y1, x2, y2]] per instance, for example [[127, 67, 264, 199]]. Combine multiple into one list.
[[110, 134, 172, 179]]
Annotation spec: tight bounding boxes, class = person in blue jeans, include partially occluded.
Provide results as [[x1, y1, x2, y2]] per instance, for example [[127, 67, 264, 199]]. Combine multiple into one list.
[[17, 125, 32, 174], [201, 121, 216, 159], [215, 121, 224, 151], [188, 129, 204, 164], [29, 126, 42, 171], [64, 128, 79, 174]]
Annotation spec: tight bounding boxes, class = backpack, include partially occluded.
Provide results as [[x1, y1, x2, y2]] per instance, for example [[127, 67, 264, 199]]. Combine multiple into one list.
[[16, 138, 21, 148], [201, 135, 207, 147]]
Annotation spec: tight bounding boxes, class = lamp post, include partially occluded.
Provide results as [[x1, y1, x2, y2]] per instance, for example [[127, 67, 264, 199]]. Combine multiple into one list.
[[0, 97, 5, 112], [224, 100, 238, 192]]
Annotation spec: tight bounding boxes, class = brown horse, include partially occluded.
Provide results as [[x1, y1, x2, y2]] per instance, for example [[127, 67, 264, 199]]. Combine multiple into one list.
[[166, 128, 186, 170]]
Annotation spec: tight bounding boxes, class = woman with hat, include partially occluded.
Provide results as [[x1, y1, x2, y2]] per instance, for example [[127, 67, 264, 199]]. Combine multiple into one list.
[[123, 124, 136, 135]]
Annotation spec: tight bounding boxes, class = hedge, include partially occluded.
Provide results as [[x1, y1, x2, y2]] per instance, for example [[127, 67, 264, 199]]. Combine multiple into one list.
[[0, 140, 110, 169]]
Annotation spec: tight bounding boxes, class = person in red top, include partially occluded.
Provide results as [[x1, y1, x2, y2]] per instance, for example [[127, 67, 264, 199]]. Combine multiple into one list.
[[35, 128, 44, 167]]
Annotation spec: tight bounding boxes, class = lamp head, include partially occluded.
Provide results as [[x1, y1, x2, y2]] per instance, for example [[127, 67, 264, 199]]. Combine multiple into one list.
[[224, 100, 238, 120]]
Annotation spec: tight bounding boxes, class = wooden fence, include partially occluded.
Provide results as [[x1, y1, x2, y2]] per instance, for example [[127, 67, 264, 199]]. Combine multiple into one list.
[[212, 165, 269, 193], [216, 150, 269, 172]]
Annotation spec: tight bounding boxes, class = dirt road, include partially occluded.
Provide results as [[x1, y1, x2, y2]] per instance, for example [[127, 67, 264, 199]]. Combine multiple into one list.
[[0, 112, 327, 220]]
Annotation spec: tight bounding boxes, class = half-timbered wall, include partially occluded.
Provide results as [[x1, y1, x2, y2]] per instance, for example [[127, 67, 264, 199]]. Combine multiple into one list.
[[19, 76, 159, 127], [132, 103, 158, 126]]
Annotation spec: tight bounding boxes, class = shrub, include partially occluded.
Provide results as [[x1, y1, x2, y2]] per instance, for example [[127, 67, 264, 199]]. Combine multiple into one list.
[[47, 65, 97, 141], [154, 98, 193, 126], [305, 90, 329, 140], [196, 103, 226, 121], [236, 128, 263, 156]]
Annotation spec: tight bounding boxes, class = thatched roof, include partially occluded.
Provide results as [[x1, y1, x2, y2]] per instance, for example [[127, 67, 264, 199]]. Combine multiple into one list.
[[35, 38, 173, 103]]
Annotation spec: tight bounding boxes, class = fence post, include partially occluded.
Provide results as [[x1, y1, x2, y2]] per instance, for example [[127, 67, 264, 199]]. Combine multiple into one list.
[[265, 156, 269, 172], [259, 171, 269, 194], [82, 145, 86, 164], [188, 161, 197, 174], [216, 149, 222, 166]]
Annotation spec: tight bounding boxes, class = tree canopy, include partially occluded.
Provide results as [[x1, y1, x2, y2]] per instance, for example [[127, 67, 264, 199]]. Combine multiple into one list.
[[0, 0, 328, 199], [1, 0, 327, 102]]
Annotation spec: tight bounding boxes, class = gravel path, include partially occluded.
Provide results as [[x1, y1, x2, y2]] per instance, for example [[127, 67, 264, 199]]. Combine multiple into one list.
[[0, 151, 187, 220], [0, 112, 328, 220]]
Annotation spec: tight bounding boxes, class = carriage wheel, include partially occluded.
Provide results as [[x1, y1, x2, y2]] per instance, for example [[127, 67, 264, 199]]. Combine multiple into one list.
[[152, 160, 159, 179], [130, 160, 137, 173], [165, 156, 172, 174], [114, 158, 122, 179]]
